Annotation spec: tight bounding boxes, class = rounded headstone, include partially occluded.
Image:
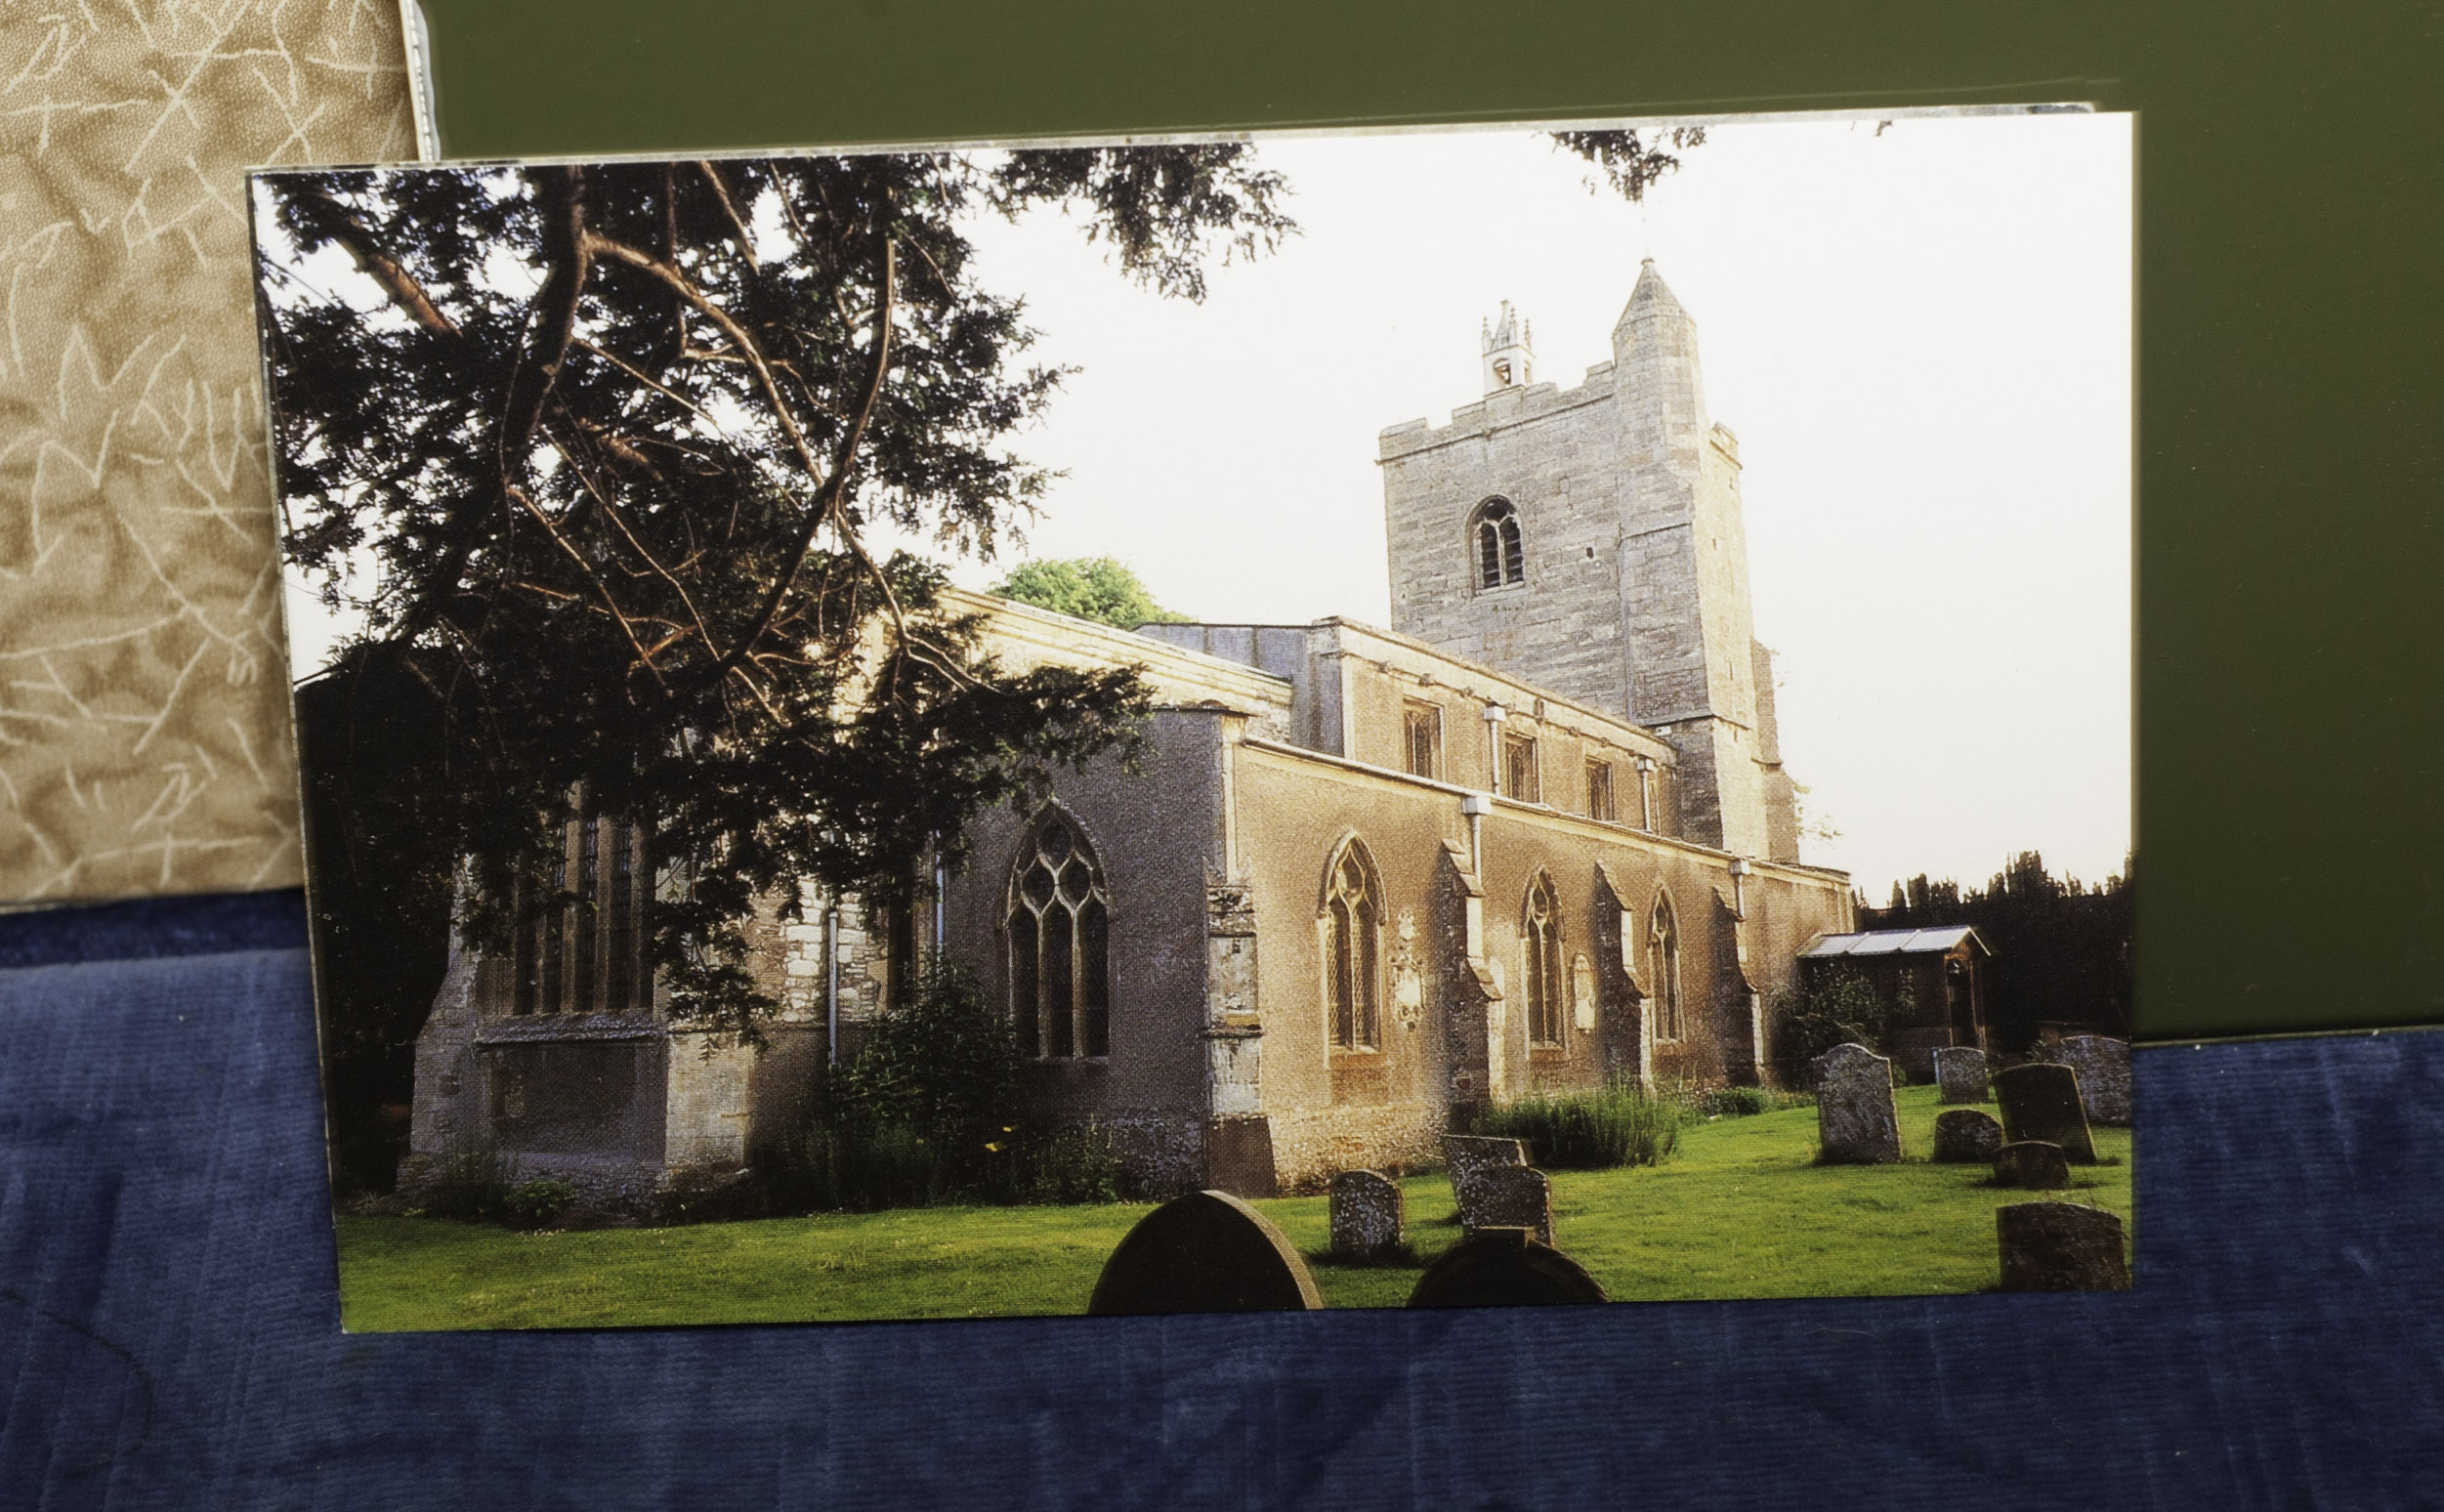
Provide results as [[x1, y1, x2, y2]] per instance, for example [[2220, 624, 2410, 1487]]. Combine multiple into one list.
[[1993, 1139, 2072, 1190], [1995, 1063, 2097, 1162], [1328, 1169, 1407, 1259], [1407, 1227, 1609, 1308], [1086, 1190, 1323, 1315], [1813, 1042, 1903, 1163], [1997, 1202, 2131, 1291], [1931, 1108, 2005, 1163], [1932, 1045, 1991, 1105]]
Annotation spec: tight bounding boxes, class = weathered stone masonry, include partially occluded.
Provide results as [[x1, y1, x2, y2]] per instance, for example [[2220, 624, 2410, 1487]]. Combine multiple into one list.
[[400, 261, 1857, 1207]]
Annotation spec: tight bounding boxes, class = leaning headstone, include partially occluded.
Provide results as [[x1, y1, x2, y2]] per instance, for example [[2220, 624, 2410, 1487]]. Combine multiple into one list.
[[1931, 1108, 2005, 1163], [1086, 1190, 1323, 1315], [1408, 1227, 1609, 1308], [1813, 1042, 1903, 1163], [1997, 1202, 2131, 1291], [1328, 1169, 1407, 1259], [1933, 1046, 1991, 1105], [1443, 1134, 1528, 1214], [1995, 1063, 2097, 1163], [1993, 1140, 2072, 1190], [1460, 1164, 1555, 1246], [2035, 1035, 2132, 1126]]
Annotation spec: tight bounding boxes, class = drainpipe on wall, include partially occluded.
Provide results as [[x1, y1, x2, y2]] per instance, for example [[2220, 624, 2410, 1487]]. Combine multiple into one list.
[[1482, 701, 1506, 794], [931, 838, 948, 956], [1729, 857, 1750, 920], [824, 893, 842, 1066], [1461, 791, 1493, 878], [1635, 754, 1656, 831]]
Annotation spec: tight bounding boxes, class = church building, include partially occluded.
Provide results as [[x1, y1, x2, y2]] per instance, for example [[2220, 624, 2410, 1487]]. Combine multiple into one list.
[[401, 262, 1860, 1208]]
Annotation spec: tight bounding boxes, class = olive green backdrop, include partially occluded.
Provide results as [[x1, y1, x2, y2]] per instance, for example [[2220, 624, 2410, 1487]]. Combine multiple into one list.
[[411, 0, 2442, 1043]]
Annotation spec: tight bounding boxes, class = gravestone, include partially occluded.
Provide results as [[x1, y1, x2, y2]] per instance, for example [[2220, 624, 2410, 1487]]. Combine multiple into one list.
[[1407, 1227, 1609, 1308], [1997, 1202, 2131, 1291], [1460, 1164, 1555, 1246], [1993, 1140, 2072, 1190], [1203, 1113, 1280, 1197], [1933, 1046, 1991, 1105], [1931, 1108, 2004, 1163], [1995, 1063, 2097, 1162], [2036, 1035, 2132, 1126], [1813, 1042, 1902, 1164], [1085, 1190, 1323, 1315], [1443, 1134, 1528, 1214], [1328, 1169, 1407, 1259]]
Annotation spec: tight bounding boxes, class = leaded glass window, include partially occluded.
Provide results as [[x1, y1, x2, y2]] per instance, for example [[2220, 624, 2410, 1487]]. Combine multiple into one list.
[[1326, 842, 1380, 1050], [1008, 813, 1112, 1060], [1647, 893, 1683, 1041], [1524, 872, 1563, 1046]]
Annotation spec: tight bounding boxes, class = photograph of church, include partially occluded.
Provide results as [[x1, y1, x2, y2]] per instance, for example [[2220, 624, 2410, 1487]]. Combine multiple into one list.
[[262, 113, 2130, 1322], [402, 264, 1859, 1203]]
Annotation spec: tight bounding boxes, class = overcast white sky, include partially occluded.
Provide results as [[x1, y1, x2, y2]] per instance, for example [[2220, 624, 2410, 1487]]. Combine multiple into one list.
[[283, 110, 2130, 901], [942, 112, 2132, 900]]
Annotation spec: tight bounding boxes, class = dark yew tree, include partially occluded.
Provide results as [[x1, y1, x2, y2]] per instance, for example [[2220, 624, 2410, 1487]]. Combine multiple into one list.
[[1864, 851, 2133, 1049], [264, 150, 1293, 1044]]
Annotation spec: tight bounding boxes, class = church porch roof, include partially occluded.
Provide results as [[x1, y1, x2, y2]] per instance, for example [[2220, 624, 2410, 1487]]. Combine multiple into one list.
[[1799, 925, 1992, 959]]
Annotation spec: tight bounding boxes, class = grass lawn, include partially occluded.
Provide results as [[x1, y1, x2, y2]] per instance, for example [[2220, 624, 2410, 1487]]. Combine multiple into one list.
[[337, 1086, 2132, 1330]]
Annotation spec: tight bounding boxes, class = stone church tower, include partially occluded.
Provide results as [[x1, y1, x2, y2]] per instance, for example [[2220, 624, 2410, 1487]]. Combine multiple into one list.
[[1379, 261, 1802, 861]]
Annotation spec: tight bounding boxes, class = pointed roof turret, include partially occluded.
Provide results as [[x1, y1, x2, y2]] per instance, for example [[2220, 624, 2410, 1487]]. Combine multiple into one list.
[[1615, 257, 1691, 336], [1612, 258, 1707, 445]]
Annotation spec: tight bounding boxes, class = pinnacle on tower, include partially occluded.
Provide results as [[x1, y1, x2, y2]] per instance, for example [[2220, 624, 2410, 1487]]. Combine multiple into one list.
[[1480, 300, 1536, 393], [1615, 258, 1695, 343], [1612, 259, 1707, 450]]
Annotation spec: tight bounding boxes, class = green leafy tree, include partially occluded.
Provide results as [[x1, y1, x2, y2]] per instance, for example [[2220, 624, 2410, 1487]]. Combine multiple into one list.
[[831, 963, 1023, 1175], [1773, 966, 1895, 1084], [992, 557, 1191, 629]]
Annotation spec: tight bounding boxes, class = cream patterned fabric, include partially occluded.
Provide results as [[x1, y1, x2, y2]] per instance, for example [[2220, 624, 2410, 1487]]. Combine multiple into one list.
[[0, 1, 412, 902]]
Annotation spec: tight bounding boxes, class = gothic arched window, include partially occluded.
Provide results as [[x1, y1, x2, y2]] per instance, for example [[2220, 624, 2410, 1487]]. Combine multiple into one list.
[[1523, 871, 1564, 1046], [1647, 892, 1684, 1042], [1472, 498, 1525, 589], [1324, 840, 1381, 1050], [1008, 811, 1111, 1060]]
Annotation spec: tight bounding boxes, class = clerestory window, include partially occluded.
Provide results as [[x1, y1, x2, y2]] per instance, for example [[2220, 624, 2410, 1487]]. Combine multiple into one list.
[[1586, 759, 1618, 822], [1473, 498, 1525, 589], [1403, 700, 1443, 779], [1008, 811, 1112, 1060], [1503, 733, 1541, 804]]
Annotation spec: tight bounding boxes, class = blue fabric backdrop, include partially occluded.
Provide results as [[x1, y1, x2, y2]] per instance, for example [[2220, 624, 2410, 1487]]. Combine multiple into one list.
[[2, 892, 2437, 1509]]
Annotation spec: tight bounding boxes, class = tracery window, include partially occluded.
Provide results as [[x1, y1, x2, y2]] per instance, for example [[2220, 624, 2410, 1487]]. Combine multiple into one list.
[[1647, 892, 1684, 1042], [540, 832, 568, 1013], [1524, 871, 1564, 1047], [573, 807, 601, 1011], [1008, 811, 1112, 1060], [1472, 498, 1525, 589], [1325, 841, 1381, 1050], [512, 809, 652, 1015]]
